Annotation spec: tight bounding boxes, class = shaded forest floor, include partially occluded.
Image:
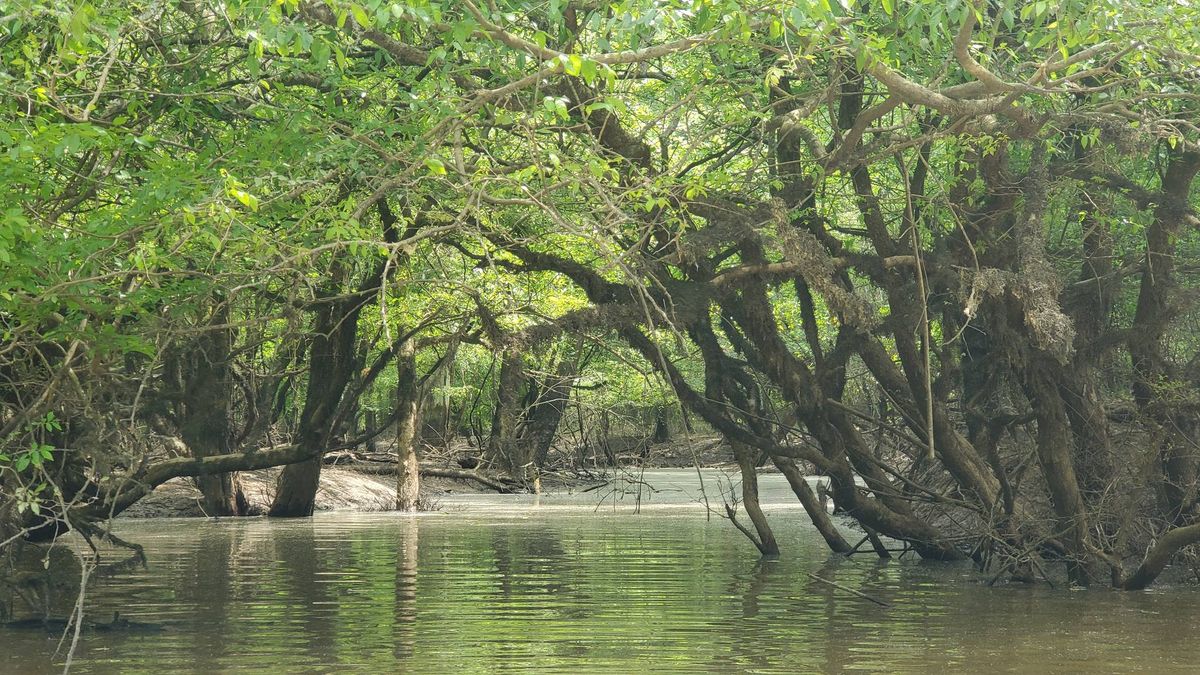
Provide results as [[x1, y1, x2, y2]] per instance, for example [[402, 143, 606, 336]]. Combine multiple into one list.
[[121, 434, 734, 518]]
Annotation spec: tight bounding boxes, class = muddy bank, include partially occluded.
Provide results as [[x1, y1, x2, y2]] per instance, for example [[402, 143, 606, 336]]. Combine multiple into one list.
[[119, 435, 738, 519], [120, 467, 397, 518], [119, 465, 599, 519]]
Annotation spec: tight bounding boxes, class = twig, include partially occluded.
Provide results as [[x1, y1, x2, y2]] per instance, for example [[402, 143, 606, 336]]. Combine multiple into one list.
[[725, 501, 766, 554], [806, 573, 892, 607]]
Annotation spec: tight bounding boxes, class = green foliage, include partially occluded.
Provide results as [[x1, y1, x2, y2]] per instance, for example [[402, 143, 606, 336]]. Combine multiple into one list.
[[1, 0, 1199, 589]]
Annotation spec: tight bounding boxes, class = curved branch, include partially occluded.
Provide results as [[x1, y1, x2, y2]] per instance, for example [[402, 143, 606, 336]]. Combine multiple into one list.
[[82, 443, 306, 519], [953, 4, 1012, 94], [1121, 523, 1200, 590]]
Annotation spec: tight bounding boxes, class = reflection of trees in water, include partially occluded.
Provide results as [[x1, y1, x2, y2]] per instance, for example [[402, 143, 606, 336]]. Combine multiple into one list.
[[803, 558, 931, 672], [276, 523, 335, 667], [393, 518, 418, 660], [181, 528, 238, 667], [469, 525, 591, 664], [808, 556, 858, 673], [710, 553, 904, 672], [1, 543, 81, 620], [736, 560, 773, 620], [489, 526, 572, 600], [714, 560, 780, 673]]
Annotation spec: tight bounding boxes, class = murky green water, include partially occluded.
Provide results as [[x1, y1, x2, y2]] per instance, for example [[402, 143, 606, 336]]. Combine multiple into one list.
[[3, 469, 1199, 673]]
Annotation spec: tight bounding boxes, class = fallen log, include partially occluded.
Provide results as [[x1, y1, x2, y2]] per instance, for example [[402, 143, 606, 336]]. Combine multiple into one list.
[[323, 450, 397, 464], [419, 467, 516, 493], [321, 452, 518, 493]]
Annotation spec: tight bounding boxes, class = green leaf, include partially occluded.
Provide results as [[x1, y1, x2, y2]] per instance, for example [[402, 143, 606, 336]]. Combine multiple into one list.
[[554, 99, 569, 119], [230, 188, 260, 211], [564, 54, 583, 76], [580, 58, 597, 84], [451, 20, 477, 45], [311, 39, 330, 67], [350, 3, 371, 28]]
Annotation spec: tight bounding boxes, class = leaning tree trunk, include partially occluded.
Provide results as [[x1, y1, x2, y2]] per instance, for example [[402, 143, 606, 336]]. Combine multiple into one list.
[[395, 340, 421, 512], [269, 301, 360, 517], [732, 442, 779, 556], [1020, 355, 1100, 586], [772, 456, 852, 553], [526, 359, 578, 468], [1129, 152, 1200, 525], [270, 200, 404, 516]]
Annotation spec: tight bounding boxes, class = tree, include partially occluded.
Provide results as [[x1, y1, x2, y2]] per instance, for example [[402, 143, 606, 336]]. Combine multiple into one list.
[[2, 0, 1199, 592]]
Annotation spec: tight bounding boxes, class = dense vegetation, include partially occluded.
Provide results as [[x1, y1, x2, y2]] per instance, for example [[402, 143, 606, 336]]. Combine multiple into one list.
[[2, 0, 1199, 591]]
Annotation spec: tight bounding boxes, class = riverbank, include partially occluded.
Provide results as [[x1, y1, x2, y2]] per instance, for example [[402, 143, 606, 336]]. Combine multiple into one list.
[[120, 435, 737, 518], [120, 467, 398, 518]]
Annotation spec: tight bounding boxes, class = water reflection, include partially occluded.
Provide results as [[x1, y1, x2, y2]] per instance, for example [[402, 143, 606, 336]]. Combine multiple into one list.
[[393, 518, 416, 661], [1, 470, 1199, 673]]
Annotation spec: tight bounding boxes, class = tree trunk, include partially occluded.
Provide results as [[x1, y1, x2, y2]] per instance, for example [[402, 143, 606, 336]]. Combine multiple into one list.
[[733, 443, 779, 557], [1119, 522, 1200, 590], [490, 351, 529, 479], [395, 340, 421, 512], [1129, 153, 1200, 524], [526, 359, 577, 468], [773, 457, 852, 553], [270, 200, 404, 516], [269, 444, 324, 517], [177, 303, 245, 516], [652, 409, 670, 444], [269, 302, 360, 517], [1021, 359, 1099, 586]]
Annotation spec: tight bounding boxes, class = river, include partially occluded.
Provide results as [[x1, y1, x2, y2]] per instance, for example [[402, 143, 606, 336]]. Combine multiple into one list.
[[3, 469, 1198, 673]]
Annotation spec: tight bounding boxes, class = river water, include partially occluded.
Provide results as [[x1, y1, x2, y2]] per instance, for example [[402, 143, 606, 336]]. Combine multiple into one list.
[[3, 469, 1199, 673]]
